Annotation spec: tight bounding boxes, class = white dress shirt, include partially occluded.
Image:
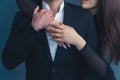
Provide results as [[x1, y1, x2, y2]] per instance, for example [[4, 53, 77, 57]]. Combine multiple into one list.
[[42, 1, 64, 61]]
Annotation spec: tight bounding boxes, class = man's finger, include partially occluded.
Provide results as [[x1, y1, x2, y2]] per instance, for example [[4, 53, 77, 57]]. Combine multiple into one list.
[[33, 6, 40, 16]]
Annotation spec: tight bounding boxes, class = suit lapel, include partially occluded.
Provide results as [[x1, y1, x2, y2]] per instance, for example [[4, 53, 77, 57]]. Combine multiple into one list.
[[39, 29, 53, 64], [63, 3, 74, 25], [54, 2, 74, 63]]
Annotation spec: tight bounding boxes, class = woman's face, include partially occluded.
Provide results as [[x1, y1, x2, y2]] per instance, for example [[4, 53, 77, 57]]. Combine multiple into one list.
[[80, 0, 98, 9]]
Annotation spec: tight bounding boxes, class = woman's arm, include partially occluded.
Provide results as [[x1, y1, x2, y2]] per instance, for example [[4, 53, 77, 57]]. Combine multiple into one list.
[[47, 20, 110, 77], [16, 0, 41, 16], [99, 38, 113, 64]]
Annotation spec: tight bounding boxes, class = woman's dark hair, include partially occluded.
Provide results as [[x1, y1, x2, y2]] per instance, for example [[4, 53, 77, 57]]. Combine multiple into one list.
[[97, 0, 120, 64]]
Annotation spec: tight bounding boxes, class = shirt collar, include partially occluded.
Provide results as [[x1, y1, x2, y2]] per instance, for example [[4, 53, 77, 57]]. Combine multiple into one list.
[[42, 1, 64, 13]]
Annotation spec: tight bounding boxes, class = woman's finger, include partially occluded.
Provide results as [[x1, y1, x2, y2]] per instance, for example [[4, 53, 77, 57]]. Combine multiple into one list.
[[50, 21, 63, 30], [47, 26, 62, 33], [60, 42, 67, 49], [49, 33, 62, 38], [56, 41, 62, 47]]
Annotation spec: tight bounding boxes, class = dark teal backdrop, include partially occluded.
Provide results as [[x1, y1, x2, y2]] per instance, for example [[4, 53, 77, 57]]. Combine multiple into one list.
[[0, 0, 120, 80]]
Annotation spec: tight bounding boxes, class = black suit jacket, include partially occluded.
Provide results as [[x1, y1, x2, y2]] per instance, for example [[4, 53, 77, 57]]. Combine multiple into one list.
[[2, 2, 97, 80]]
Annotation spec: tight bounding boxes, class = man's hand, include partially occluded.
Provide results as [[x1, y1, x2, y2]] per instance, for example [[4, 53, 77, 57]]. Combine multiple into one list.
[[31, 6, 54, 32]]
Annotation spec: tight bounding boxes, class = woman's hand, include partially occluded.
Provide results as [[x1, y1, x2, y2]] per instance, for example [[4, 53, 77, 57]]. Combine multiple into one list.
[[48, 21, 86, 51]]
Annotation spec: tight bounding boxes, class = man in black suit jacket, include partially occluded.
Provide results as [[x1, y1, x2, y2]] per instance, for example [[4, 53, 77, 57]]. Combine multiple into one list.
[[2, 0, 97, 80]]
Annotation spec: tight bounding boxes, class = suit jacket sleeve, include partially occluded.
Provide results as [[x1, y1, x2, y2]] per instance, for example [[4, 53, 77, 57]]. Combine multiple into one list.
[[2, 12, 38, 69]]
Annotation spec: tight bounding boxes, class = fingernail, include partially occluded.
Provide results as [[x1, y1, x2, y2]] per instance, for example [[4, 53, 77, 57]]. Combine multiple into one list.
[[46, 27, 49, 29], [67, 44, 71, 48], [58, 43, 62, 47], [63, 45, 67, 49], [59, 22, 63, 25]]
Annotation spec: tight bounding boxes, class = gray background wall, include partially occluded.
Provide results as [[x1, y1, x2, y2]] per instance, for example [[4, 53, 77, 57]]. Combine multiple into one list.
[[0, 0, 120, 80]]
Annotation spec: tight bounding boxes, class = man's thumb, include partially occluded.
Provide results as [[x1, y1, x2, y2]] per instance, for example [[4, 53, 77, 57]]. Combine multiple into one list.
[[33, 6, 40, 16]]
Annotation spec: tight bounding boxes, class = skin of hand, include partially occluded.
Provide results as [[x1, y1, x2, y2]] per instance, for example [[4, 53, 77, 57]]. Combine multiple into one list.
[[31, 6, 54, 32], [48, 21, 86, 51], [31, 7, 67, 48]]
